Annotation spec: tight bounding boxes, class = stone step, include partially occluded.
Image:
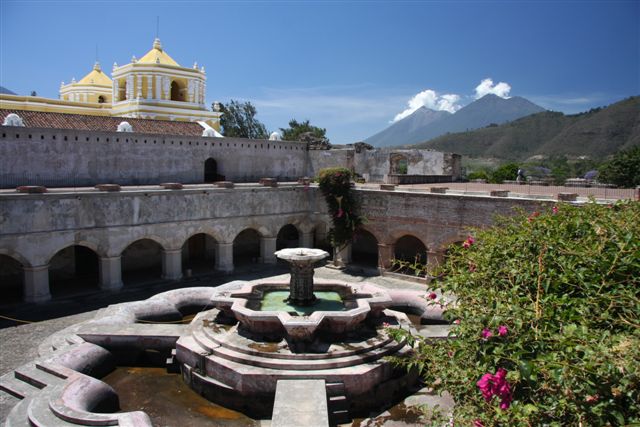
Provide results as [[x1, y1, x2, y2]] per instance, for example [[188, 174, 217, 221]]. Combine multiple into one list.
[[328, 409, 351, 425], [0, 376, 41, 399], [208, 337, 403, 370], [202, 324, 395, 361], [14, 365, 65, 390], [202, 352, 389, 395], [325, 381, 345, 397], [328, 395, 349, 411], [4, 396, 32, 427], [26, 389, 82, 427]]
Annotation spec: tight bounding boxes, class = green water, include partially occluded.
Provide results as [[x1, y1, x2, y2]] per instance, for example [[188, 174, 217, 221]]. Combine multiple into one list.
[[259, 290, 345, 315]]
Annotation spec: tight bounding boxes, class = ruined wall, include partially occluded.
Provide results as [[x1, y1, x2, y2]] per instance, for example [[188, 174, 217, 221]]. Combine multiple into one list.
[[0, 127, 308, 187]]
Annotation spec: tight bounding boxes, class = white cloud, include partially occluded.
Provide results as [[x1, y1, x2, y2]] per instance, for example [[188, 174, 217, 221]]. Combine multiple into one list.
[[474, 78, 511, 99], [392, 89, 461, 122]]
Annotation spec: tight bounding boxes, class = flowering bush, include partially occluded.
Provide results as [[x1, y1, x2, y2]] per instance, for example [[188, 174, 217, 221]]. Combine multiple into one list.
[[390, 201, 640, 425], [317, 167, 364, 249]]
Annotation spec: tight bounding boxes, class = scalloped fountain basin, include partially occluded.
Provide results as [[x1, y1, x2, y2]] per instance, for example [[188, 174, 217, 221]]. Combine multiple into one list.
[[210, 279, 392, 342], [256, 290, 345, 315]]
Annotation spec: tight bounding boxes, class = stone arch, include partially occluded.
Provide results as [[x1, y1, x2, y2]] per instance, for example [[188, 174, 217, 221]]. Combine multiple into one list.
[[276, 224, 300, 250], [48, 245, 100, 297], [204, 157, 219, 182], [233, 228, 262, 266], [352, 227, 380, 268], [120, 238, 165, 286], [393, 235, 428, 277], [0, 253, 25, 303], [44, 239, 104, 266], [170, 80, 185, 101], [390, 153, 409, 175], [181, 232, 218, 275], [0, 248, 31, 268]]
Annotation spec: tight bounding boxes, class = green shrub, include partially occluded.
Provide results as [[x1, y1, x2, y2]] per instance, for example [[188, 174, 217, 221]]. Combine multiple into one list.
[[391, 201, 640, 426], [317, 167, 364, 249]]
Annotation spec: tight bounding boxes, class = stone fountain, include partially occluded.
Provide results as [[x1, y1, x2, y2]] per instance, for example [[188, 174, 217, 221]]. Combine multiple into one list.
[[275, 247, 329, 305], [0, 248, 447, 425]]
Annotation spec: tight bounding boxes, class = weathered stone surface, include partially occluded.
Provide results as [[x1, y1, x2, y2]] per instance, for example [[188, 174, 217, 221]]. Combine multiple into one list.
[[94, 183, 121, 192], [430, 187, 448, 194], [272, 380, 328, 427], [159, 182, 183, 190], [490, 190, 509, 197], [557, 192, 578, 201], [16, 186, 47, 193]]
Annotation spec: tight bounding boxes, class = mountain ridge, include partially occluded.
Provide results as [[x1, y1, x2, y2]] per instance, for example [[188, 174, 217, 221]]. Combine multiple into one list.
[[365, 94, 546, 147], [410, 96, 640, 161]]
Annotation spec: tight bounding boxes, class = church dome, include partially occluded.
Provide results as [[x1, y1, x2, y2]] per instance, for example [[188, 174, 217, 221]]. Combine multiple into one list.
[[137, 38, 179, 66], [77, 62, 112, 86]]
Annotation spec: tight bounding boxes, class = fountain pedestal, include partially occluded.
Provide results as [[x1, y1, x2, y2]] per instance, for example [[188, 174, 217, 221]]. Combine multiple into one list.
[[274, 248, 329, 306]]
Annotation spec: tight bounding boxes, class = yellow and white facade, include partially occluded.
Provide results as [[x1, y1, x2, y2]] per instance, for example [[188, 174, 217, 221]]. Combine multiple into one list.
[[0, 38, 221, 129]]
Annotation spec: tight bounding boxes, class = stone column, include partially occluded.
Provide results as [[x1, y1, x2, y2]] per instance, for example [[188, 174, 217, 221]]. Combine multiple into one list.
[[155, 75, 162, 100], [162, 249, 183, 281], [23, 265, 51, 303], [300, 231, 313, 248], [334, 244, 352, 267], [99, 256, 123, 290], [260, 237, 277, 264], [377, 243, 395, 270], [215, 242, 234, 273], [146, 75, 152, 99], [427, 250, 443, 272]]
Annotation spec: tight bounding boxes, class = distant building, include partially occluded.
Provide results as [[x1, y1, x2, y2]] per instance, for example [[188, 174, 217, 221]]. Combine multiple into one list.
[[0, 39, 221, 130]]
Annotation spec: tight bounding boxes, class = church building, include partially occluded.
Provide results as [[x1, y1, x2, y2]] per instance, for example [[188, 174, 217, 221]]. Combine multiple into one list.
[[0, 38, 221, 130]]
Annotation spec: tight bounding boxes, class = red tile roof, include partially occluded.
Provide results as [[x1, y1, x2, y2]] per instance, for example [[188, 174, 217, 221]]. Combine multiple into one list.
[[0, 109, 205, 136]]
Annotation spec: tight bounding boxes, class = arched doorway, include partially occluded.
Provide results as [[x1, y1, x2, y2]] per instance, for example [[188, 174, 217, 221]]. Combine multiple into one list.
[[121, 239, 163, 286], [351, 229, 379, 268], [0, 254, 24, 303], [394, 235, 428, 276], [98, 95, 106, 104], [276, 224, 299, 250], [49, 245, 99, 298], [182, 233, 216, 276], [170, 81, 182, 101], [233, 229, 261, 267], [390, 153, 409, 175], [204, 158, 218, 183]]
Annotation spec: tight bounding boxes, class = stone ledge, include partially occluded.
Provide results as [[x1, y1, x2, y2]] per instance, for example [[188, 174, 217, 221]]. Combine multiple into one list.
[[430, 187, 448, 194], [94, 184, 121, 192], [557, 193, 578, 201], [16, 185, 47, 193], [490, 190, 509, 197], [260, 178, 278, 187], [379, 184, 396, 191], [160, 182, 183, 190], [214, 181, 234, 188]]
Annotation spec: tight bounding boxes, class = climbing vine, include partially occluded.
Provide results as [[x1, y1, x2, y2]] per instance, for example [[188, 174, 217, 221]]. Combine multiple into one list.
[[317, 167, 364, 249]]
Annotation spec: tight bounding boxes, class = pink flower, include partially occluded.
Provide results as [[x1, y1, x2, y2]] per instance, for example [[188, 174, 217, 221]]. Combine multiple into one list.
[[476, 373, 494, 401], [453, 319, 461, 325], [473, 420, 485, 427], [462, 235, 475, 248], [468, 262, 477, 272], [481, 328, 493, 340], [382, 322, 390, 328], [552, 205, 558, 214], [498, 325, 508, 337], [428, 292, 437, 300], [477, 368, 513, 410], [585, 394, 599, 404]]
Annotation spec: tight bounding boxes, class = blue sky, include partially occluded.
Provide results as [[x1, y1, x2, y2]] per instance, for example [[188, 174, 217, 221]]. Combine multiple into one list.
[[1, 1, 638, 143]]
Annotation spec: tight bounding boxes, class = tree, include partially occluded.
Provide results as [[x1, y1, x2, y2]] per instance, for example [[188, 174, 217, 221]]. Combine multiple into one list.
[[216, 100, 268, 139], [598, 146, 640, 188], [280, 119, 329, 145], [489, 162, 519, 184]]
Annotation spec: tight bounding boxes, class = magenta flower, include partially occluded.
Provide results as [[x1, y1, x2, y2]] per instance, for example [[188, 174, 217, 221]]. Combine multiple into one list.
[[473, 420, 485, 427], [467, 235, 475, 244], [481, 328, 493, 340], [552, 205, 558, 214], [454, 319, 461, 325], [477, 368, 513, 410], [427, 292, 437, 300], [498, 325, 508, 337], [476, 373, 494, 401]]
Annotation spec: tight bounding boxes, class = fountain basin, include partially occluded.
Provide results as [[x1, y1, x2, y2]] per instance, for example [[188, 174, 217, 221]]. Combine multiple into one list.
[[210, 279, 392, 342]]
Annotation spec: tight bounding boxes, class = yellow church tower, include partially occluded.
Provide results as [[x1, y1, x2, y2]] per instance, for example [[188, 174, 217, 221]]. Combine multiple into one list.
[[60, 62, 113, 104], [110, 38, 220, 128]]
